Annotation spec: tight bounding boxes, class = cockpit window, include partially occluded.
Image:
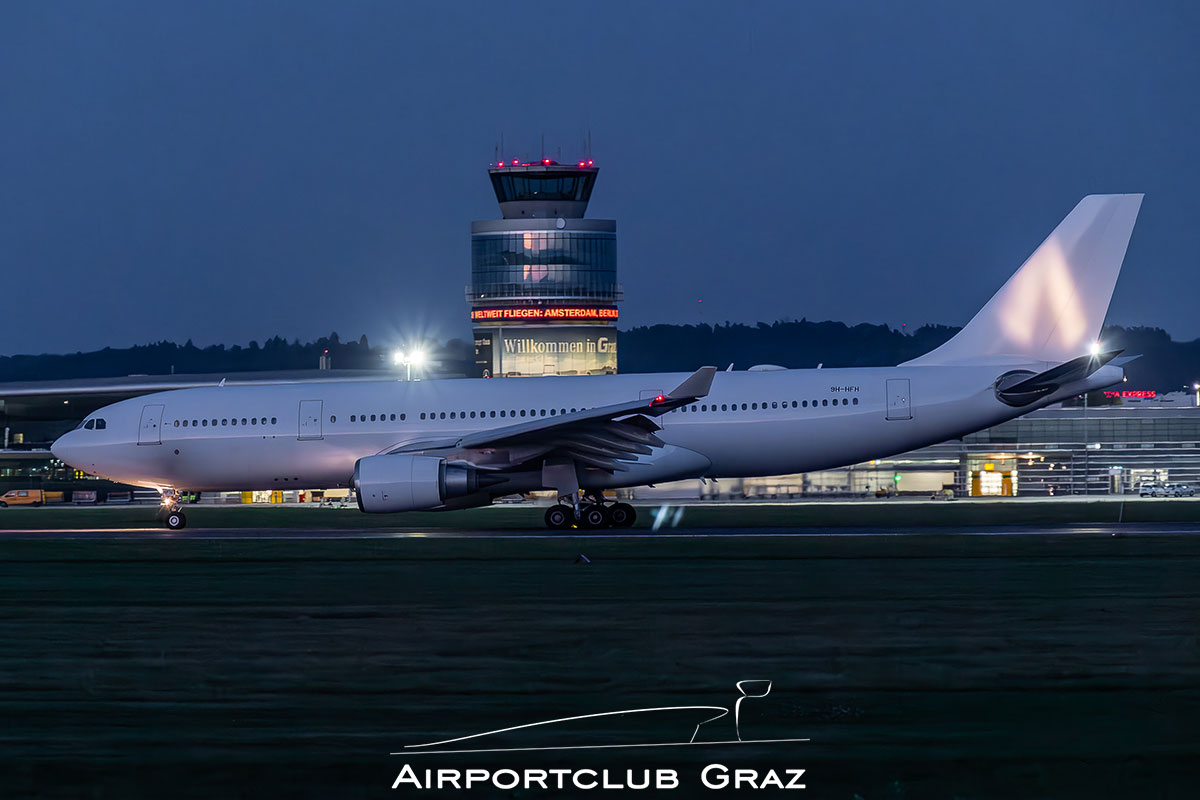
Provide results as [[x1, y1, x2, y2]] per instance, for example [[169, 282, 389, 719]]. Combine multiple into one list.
[[96, 419, 106, 430], [84, 419, 95, 430]]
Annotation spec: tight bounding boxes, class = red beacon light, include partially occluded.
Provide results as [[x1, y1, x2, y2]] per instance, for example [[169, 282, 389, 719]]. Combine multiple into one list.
[[587, 159, 593, 166], [578, 161, 586, 167], [650, 394, 667, 406]]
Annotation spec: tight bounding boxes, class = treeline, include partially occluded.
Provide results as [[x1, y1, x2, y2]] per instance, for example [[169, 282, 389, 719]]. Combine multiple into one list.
[[620, 322, 1200, 392], [0, 334, 473, 382], [618, 320, 959, 373], [2, 323, 1197, 391]]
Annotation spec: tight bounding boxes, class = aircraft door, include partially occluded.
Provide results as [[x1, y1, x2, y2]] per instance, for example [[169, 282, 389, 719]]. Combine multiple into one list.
[[298, 400, 323, 440], [137, 404, 164, 445], [885, 379, 912, 420]]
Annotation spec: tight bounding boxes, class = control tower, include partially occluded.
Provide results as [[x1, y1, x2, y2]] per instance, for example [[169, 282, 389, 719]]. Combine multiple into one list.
[[469, 157, 620, 377]]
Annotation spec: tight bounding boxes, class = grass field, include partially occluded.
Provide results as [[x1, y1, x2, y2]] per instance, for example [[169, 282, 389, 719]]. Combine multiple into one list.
[[1, 528, 1198, 797]]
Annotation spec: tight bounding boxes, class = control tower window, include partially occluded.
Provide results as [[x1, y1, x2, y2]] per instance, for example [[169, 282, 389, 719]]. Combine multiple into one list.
[[491, 173, 596, 203], [471, 233, 617, 299]]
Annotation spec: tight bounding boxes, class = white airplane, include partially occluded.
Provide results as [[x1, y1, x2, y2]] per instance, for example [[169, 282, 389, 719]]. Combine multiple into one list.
[[53, 194, 1143, 530]]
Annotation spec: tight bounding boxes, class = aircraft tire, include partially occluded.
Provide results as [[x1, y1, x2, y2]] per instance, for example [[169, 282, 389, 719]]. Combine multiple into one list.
[[544, 505, 571, 530], [165, 511, 187, 530], [579, 504, 608, 529], [608, 503, 636, 528]]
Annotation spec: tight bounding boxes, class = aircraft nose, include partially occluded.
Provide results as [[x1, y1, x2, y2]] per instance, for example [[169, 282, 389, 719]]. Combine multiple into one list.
[[51, 431, 77, 465]]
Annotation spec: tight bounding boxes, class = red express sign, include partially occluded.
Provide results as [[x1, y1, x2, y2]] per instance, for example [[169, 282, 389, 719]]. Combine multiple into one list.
[[471, 307, 619, 323], [1102, 389, 1157, 398]]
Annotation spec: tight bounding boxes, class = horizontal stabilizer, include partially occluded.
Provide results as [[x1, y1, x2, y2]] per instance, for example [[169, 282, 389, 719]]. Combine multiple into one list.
[[995, 349, 1123, 407]]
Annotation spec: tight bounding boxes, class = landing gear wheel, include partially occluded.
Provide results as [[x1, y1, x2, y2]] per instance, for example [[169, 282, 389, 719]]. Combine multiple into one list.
[[608, 503, 636, 528], [544, 505, 572, 530], [579, 504, 609, 529], [165, 511, 187, 530]]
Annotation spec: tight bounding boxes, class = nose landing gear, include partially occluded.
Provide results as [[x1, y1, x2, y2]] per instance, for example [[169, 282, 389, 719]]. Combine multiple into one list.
[[156, 490, 187, 530]]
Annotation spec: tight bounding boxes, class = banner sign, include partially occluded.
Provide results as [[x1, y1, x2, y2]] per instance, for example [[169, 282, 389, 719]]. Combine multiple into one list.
[[471, 307, 618, 323]]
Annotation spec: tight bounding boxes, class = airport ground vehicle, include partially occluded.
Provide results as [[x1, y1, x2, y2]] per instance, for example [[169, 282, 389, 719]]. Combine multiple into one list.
[[0, 489, 44, 507], [1165, 483, 1195, 497]]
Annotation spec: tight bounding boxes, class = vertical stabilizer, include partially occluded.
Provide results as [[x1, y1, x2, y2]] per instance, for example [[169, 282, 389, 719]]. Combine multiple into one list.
[[906, 194, 1143, 366]]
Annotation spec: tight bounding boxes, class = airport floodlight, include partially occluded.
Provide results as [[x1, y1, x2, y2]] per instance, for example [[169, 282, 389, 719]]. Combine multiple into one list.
[[392, 348, 425, 380]]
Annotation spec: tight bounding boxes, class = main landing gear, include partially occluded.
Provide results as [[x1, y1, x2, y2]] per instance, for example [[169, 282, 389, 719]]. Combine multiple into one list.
[[156, 490, 187, 530], [544, 493, 637, 531]]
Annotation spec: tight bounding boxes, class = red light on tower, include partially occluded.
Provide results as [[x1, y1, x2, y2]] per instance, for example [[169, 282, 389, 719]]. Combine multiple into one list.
[[587, 159, 593, 166], [578, 161, 586, 168]]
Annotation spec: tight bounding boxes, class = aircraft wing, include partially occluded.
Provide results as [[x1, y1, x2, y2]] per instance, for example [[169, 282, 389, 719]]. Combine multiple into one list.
[[385, 367, 717, 471]]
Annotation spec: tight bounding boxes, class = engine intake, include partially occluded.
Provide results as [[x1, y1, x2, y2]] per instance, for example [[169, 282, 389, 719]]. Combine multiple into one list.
[[353, 454, 479, 513]]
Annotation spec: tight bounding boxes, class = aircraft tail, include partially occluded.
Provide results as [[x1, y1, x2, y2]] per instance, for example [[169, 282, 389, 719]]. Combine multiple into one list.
[[905, 194, 1143, 366]]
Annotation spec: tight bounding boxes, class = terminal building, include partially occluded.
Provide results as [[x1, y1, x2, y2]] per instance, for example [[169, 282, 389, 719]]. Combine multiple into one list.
[[469, 157, 620, 378]]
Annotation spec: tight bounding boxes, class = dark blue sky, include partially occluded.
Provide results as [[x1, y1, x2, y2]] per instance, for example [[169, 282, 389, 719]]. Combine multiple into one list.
[[3, 1, 1198, 355]]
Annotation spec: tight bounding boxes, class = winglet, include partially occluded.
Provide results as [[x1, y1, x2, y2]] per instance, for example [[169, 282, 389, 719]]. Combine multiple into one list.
[[668, 366, 718, 400]]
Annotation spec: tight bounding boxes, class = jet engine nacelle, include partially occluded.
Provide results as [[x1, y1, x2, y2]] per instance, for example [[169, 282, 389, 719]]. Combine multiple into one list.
[[353, 454, 479, 513]]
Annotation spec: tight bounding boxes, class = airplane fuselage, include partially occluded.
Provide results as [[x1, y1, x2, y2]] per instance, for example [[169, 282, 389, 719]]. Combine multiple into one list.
[[51, 363, 1121, 494]]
